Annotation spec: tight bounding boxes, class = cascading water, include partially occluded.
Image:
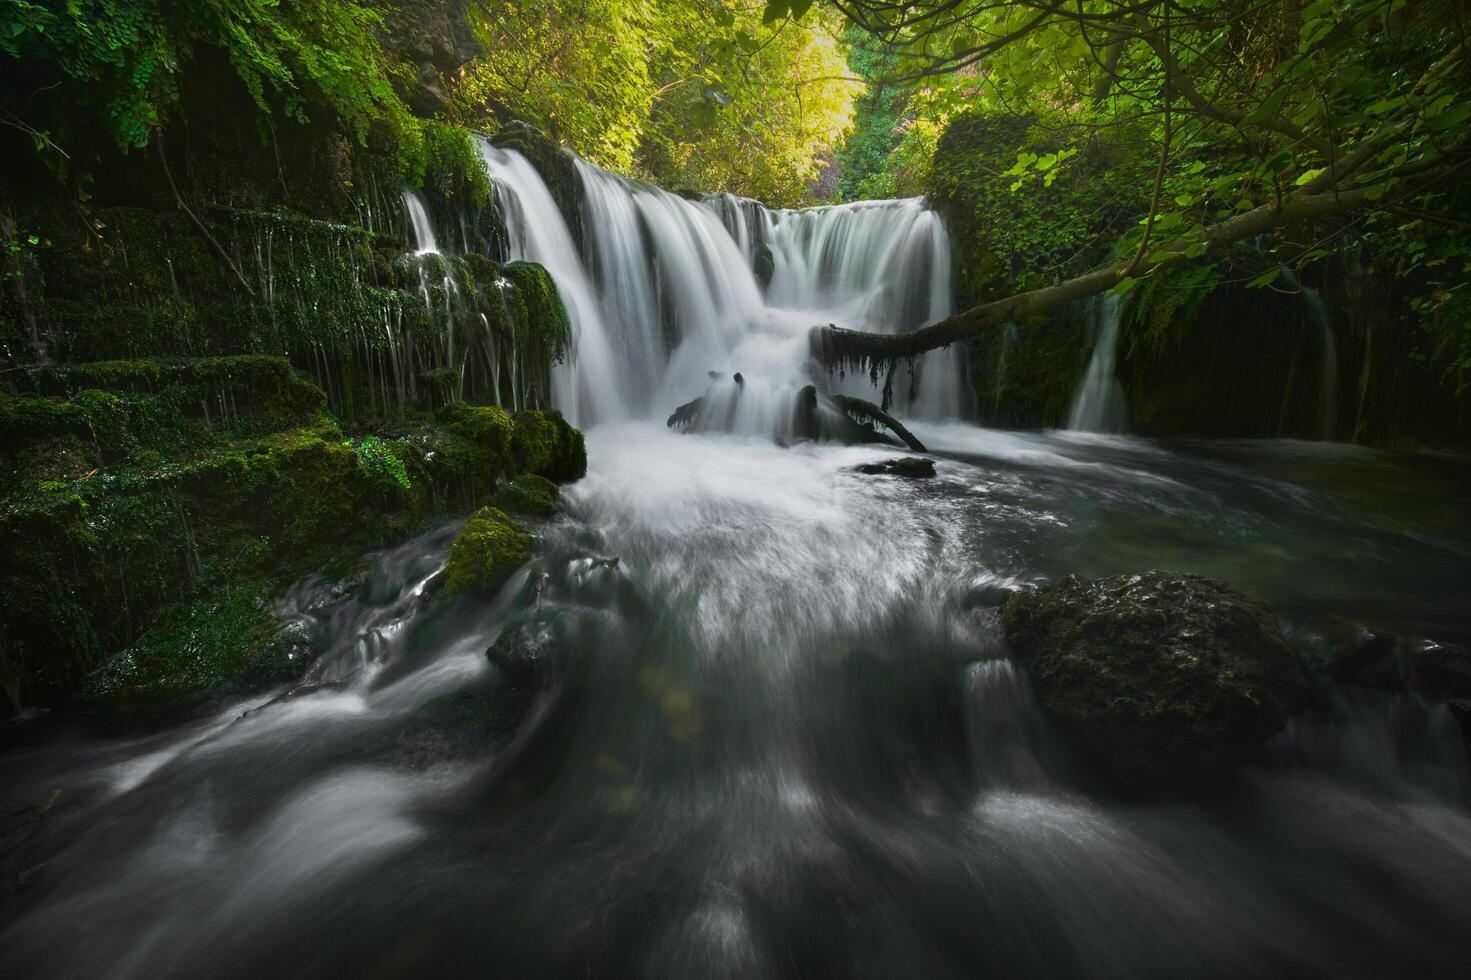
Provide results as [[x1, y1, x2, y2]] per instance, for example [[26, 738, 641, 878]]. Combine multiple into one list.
[[6, 144, 1471, 980], [1066, 293, 1128, 433], [401, 189, 439, 255], [478, 137, 963, 432], [1280, 264, 1339, 441]]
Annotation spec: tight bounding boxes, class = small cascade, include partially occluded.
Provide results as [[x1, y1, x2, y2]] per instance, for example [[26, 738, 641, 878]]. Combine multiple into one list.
[[1280, 265, 1339, 441], [401, 189, 439, 254], [992, 322, 1019, 416], [1066, 293, 1128, 433]]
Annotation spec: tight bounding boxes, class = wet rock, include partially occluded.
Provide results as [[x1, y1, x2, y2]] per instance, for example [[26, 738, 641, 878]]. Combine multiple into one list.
[[1325, 626, 1401, 690], [443, 507, 533, 595], [854, 457, 936, 478], [495, 472, 560, 518], [486, 617, 558, 689], [1002, 571, 1307, 789], [510, 409, 587, 483], [1408, 639, 1471, 701]]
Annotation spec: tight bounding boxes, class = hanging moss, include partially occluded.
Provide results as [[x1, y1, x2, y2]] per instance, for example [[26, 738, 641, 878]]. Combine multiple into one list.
[[443, 506, 532, 594]]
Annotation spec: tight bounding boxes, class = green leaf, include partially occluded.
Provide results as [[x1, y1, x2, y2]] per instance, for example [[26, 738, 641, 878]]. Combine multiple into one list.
[[1246, 268, 1281, 289], [1110, 276, 1139, 296]]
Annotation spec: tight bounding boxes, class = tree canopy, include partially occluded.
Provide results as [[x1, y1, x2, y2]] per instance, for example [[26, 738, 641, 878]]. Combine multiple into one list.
[[784, 0, 1470, 375]]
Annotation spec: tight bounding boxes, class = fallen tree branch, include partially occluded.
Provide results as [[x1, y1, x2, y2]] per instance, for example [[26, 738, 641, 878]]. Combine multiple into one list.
[[832, 394, 928, 453], [812, 178, 1385, 365]]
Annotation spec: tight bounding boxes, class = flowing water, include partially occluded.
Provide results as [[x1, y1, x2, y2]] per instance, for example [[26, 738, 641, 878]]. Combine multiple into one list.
[[4, 150, 1471, 978], [1067, 294, 1128, 433]]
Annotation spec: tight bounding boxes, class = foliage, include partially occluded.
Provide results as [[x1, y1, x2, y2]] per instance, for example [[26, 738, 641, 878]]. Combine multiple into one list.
[[345, 435, 411, 491], [457, 1, 861, 204], [782, 0, 1471, 379], [0, 0, 415, 160]]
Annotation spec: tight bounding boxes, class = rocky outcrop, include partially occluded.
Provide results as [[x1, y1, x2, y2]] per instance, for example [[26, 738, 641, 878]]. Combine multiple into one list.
[[1002, 571, 1308, 789], [854, 457, 935, 478], [377, 0, 481, 116]]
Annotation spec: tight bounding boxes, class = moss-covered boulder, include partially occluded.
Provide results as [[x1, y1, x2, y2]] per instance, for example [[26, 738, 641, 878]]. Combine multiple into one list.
[[1001, 571, 1307, 789], [495, 472, 559, 517], [443, 506, 532, 594], [438, 400, 515, 469], [510, 409, 586, 483], [85, 580, 313, 705]]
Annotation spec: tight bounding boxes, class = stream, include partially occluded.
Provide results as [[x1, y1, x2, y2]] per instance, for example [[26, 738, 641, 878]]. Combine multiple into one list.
[[2, 424, 1469, 978], [4, 144, 1471, 978]]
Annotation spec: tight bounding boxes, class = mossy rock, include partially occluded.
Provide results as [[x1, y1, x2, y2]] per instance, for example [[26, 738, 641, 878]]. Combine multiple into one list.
[[1002, 570, 1308, 790], [495, 472, 559, 517], [444, 506, 533, 594], [438, 400, 515, 468], [84, 580, 313, 705], [510, 409, 586, 483]]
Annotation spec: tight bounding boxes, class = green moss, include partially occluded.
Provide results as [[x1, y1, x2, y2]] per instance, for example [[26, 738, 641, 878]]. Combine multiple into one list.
[[84, 579, 311, 704], [510, 409, 586, 483], [443, 506, 532, 595], [495, 472, 559, 517], [438, 400, 515, 467]]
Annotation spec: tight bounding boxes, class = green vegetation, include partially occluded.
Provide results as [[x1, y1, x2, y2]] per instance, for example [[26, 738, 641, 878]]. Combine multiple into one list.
[[443, 505, 532, 594], [457, 0, 860, 204], [792, 0, 1470, 400], [495, 472, 559, 517]]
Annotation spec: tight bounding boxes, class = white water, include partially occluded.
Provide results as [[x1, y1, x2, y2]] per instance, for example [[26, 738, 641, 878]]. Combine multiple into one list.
[[1066, 293, 1129, 433], [401, 189, 439, 255], [477, 138, 959, 431]]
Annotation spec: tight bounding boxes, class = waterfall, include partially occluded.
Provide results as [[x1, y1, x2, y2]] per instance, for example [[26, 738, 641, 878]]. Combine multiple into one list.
[[401, 189, 439, 255], [1283, 270, 1338, 441], [1066, 293, 1128, 433], [478, 144, 629, 425], [476, 136, 958, 432]]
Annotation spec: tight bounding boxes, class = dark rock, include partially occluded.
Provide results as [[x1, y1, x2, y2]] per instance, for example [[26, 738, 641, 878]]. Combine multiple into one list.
[[1326, 626, 1400, 688], [1446, 700, 1471, 747], [854, 456, 936, 478], [1408, 640, 1471, 701], [486, 617, 559, 689], [733, 372, 744, 386], [1002, 571, 1307, 789]]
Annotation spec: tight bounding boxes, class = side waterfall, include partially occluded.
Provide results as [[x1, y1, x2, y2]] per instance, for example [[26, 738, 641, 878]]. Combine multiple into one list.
[[477, 137, 959, 432], [1066, 293, 1129, 433]]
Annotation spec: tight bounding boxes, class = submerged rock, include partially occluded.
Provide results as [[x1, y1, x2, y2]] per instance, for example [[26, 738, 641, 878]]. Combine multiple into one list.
[[443, 507, 533, 594], [854, 457, 936, 478], [486, 617, 559, 689], [1002, 571, 1307, 789]]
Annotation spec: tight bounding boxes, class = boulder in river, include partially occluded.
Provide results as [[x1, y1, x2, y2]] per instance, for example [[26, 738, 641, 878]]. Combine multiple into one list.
[[1002, 571, 1307, 789], [443, 507, 532, 594], [855, 456, 936, 478]]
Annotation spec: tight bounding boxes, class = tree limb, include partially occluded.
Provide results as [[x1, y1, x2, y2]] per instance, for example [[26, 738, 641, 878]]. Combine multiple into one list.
[[812, 179, 1383, 365]]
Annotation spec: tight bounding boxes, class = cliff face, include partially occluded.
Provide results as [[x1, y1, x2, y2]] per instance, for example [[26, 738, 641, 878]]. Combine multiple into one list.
[[377, 0, 482, 115]]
